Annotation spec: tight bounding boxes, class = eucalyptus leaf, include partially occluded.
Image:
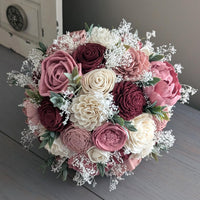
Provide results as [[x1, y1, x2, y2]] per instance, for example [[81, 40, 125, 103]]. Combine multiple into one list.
[[149, 54, 164, 62], [143, 77, 161, 87], [39, 139, 48, 149], [64, 73, 73, 81], [97, 163, 105, 177], [112, 114, 124, 126]]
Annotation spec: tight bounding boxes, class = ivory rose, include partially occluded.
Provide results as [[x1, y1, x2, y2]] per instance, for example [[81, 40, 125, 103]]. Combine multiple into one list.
[[44, 137, 72, 158], [144, 61, 181, 106], [39, 50, 81, 96], [81, 68, 116, 96], [87, 146, 110, 164], [125, 113, 156, 158]]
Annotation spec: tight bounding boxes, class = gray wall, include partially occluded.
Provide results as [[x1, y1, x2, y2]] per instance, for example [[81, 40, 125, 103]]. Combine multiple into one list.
[[63, 0, 199, 110]]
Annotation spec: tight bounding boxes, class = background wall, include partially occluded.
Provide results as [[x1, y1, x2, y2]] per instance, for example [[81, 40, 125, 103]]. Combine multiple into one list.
[[63, 0, 199, 110]]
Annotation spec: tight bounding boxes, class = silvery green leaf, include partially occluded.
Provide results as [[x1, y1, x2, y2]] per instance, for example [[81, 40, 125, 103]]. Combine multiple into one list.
[[64, 73, 72, 81]]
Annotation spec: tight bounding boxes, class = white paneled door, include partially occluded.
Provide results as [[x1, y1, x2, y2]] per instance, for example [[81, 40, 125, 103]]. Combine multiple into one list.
[[0, 0, 62, 57]]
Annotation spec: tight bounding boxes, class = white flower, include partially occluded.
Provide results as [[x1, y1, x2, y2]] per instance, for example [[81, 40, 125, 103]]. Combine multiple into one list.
[[70, 94, 108, 131], [81, 68, 116, 96], [88, 26, 119, 49], [141, 45, 154, 56], [44, 137, 72, 158], [125, 113, 156, 158], [87, 146, 110, 164]]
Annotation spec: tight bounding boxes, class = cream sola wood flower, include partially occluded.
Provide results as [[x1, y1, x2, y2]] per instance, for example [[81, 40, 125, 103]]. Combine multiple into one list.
[[70, 94, 109, 131], [125, 113, 156, 158], [81, 68, 116, 96]]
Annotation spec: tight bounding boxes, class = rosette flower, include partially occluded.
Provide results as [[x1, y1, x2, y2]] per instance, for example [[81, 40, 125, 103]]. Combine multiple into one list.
[[125, 113, 156, 158], [114, 47, 150, 81], [44, 137, 71, 158], [87, 146, 110, 164], [72, 43, 106, 74], [88, 26, 119, 49], [60, 124, 92, 153], [23, 100, 40, 126], [81, 68, 116, 96], [70, 94, 107, 131], [38, 97, 65, 132], [92, 122, 127, 152], [144, 61, 181, 106], [39, 50, 82, 96], [112, 81, 146, 121]]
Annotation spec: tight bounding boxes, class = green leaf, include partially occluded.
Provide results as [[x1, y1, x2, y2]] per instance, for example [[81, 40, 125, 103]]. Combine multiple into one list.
[[143, 77, 161, 87], [50, 131, 55, 138], [124, 44, 130, 50], [50, 92, 64, 108], [97, 163, 105, 177], [39, 139, 48, 149], [124, 121, 137, 132], [48, 137, 54, 148], [112, 114, 124, 126], [41, 155, 56, 173], [39, 42, 47, 52], [149, 54, 164, 62], [144, 102, 169, 121], [72, 66, 79, 78], [62, 169, 68, 181], [26, 89, 43, 104], [84, 22, 90, 31], [152, 153, 159, 161], [64, 73, 73, 81]]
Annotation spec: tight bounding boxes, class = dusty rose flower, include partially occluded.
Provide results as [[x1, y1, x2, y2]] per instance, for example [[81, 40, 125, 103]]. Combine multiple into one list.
[[72, 43, 106, 74], [23, 100, 40, 126], [60, 124, 92, 153], [38, 97, 65, 132], [81, 68, 116, 96], [39, 50, 81, 96], [112, 81, 146, 121], [92, 122, 127, 152], [144, 61, 181, 106], [114, 47, 150, 81]]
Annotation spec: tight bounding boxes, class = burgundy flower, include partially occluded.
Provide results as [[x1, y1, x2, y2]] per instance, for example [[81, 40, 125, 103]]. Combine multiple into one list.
[[38, 97, 65, 132], [72, 43, 106, 74], [112, 81, 146, 121]]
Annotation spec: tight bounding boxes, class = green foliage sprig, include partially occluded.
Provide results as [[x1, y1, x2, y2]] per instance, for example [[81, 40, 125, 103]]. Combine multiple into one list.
[[57, 162, 68, 181], [97, 163, 106, 177], [142, 77, 161, 87], [39, 131, 60, 149], [25, 89, 43, 104], [144, 101, 169, 121], [149, 54, 164, 62], [64, 66, 82, 95], [36, 42, 47, 56], [110, 114, 137, 132]]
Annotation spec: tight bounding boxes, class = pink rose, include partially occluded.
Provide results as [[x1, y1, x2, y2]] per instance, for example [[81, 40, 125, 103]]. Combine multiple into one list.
[[114, 47, 150, 81], [144, 61, 181, 106], [39, 51, 82, 96], [46, 30, 86, 56], [60, 124, 92, 153], [92, 122, 127, 152], [23, 100, 40, 126]]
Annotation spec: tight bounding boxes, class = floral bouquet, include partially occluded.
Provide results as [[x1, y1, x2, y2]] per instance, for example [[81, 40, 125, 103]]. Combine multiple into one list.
[[7, 19, 197, 191]]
